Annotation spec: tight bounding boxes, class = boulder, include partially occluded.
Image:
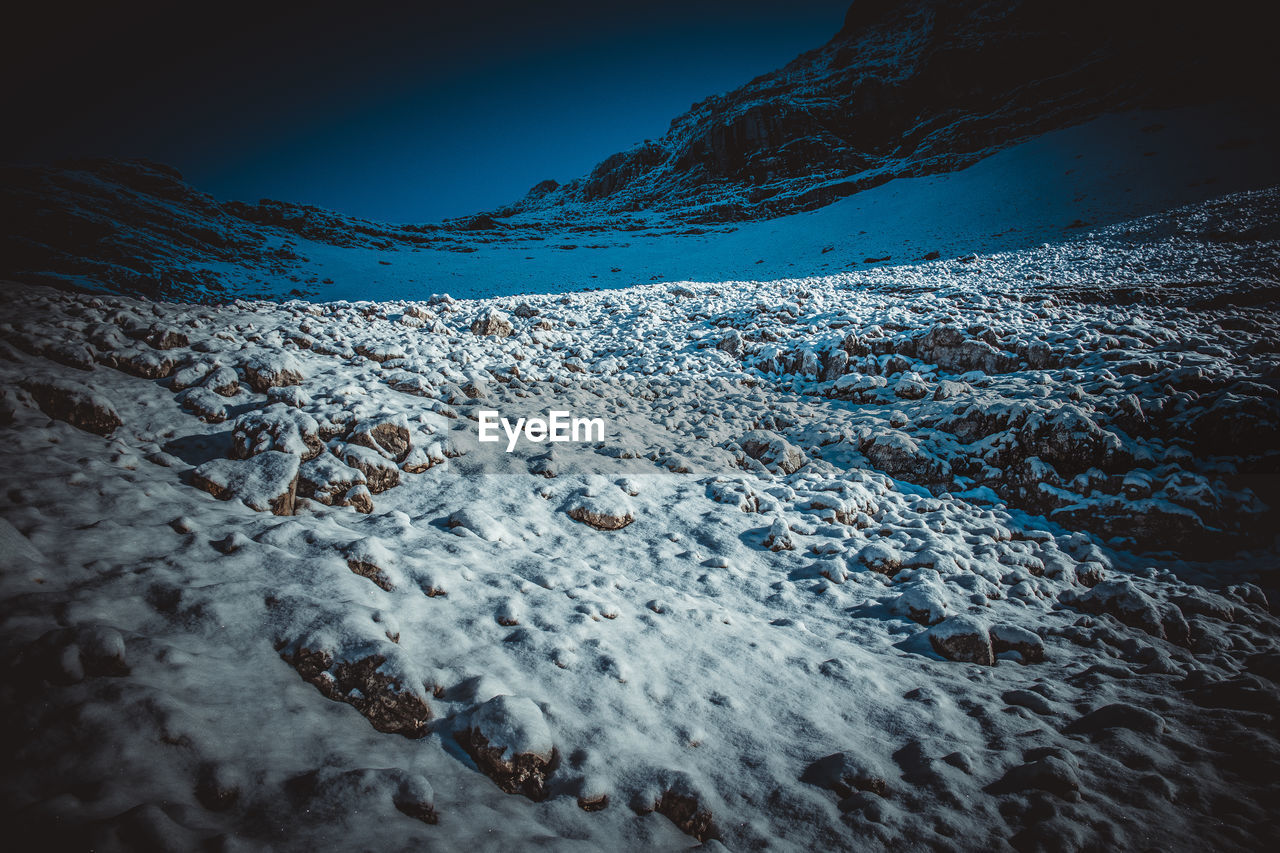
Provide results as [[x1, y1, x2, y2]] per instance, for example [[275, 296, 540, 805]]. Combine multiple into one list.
[[348, 414, 412, 462], [242, 353, 303, 392], [203, 366, 241, 396], [739, 429, 807, 474], [192, 451, 300, 515], [231, 405, 324, 460], [566, 490, 635, 530], [21, 378, 122, 435], [179, 388, 228, 423], [801, 752, 891, 798], [928, 616, 995, 666], [471, 310, 514, 337], [990, 624, 1046, 663], [338, 444, 402, 493], [862, 431, 951, 488], [298, 454, 369, 508], [456, 695, 554, 800]]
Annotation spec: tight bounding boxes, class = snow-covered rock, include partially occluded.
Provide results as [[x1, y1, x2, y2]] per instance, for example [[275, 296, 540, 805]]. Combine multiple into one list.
[[928, 615, 995, 666], [20, 377, 122, 435], [242, 352, 304, 392], [192, 451, 301, 515], [457, 695, 554, 800]]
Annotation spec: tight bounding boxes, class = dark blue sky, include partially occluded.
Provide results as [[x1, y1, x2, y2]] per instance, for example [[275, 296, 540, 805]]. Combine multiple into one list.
[[4, 2, 850, 223]]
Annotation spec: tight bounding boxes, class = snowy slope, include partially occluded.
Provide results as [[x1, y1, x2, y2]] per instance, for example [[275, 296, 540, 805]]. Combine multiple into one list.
[[4, 103, 1280, 305], [1, 188, 1277, 851]]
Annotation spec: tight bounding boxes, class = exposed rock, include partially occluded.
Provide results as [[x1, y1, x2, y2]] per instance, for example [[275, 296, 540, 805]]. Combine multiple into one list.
[[355, 342, 407, 363], [577, 793, 609, 812], [933, 379, 970, 401], [114, 346, 176, 379], [717, 329, 746, 358], [862, 430, 951, 488], [456, 695, 554, 800], [894, 372, 930, 400], [1061, 580, 1184, 642], [169, 361, 215, 391], [740, 429, 807, 474], [348, 414, 412, 462], [471, 310, 514, 337], [855, 541, 902, 575], [283, 648, 432, 737], [830, 373, 887, 402], [653, 788, 717, 842], [344, 538, 397, 591], [203, 366, 241, 396], [338, 443, 401, 493], [145, 325, 188, 350], [298, 455, 369, 508], [916, 325, 1018, 374], [801, 752, 891, 798], [21, 377, 122, 435], [344, 484, 374, 514], [893, 581, 949, 625], [990, 624, 1046, 663], [762, 517, 796, 551], [178, 387, 228, 423]]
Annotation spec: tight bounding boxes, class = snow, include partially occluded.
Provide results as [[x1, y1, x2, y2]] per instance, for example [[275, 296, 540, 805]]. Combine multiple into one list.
[[0, 184, 1278, 850]]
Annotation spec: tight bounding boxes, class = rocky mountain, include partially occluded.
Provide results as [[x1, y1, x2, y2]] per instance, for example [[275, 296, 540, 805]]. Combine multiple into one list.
[[496, 0, 1271, 222], [1, 1, 1274, 303]]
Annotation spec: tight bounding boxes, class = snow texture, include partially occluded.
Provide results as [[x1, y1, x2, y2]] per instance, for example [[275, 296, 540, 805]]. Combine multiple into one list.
[[0, 186, 1278, 851]]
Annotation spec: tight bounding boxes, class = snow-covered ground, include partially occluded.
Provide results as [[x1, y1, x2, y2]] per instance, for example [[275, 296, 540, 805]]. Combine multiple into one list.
[[1, 185, 1277, 850]]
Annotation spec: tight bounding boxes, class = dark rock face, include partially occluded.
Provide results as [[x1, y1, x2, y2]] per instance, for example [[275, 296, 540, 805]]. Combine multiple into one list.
[[495, 0, 1263, 223]]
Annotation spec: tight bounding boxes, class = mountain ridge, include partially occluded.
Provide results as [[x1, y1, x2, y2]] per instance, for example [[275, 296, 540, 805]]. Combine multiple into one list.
[[490, 0, 1269, 223], [1, 1, 1276, 301]]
